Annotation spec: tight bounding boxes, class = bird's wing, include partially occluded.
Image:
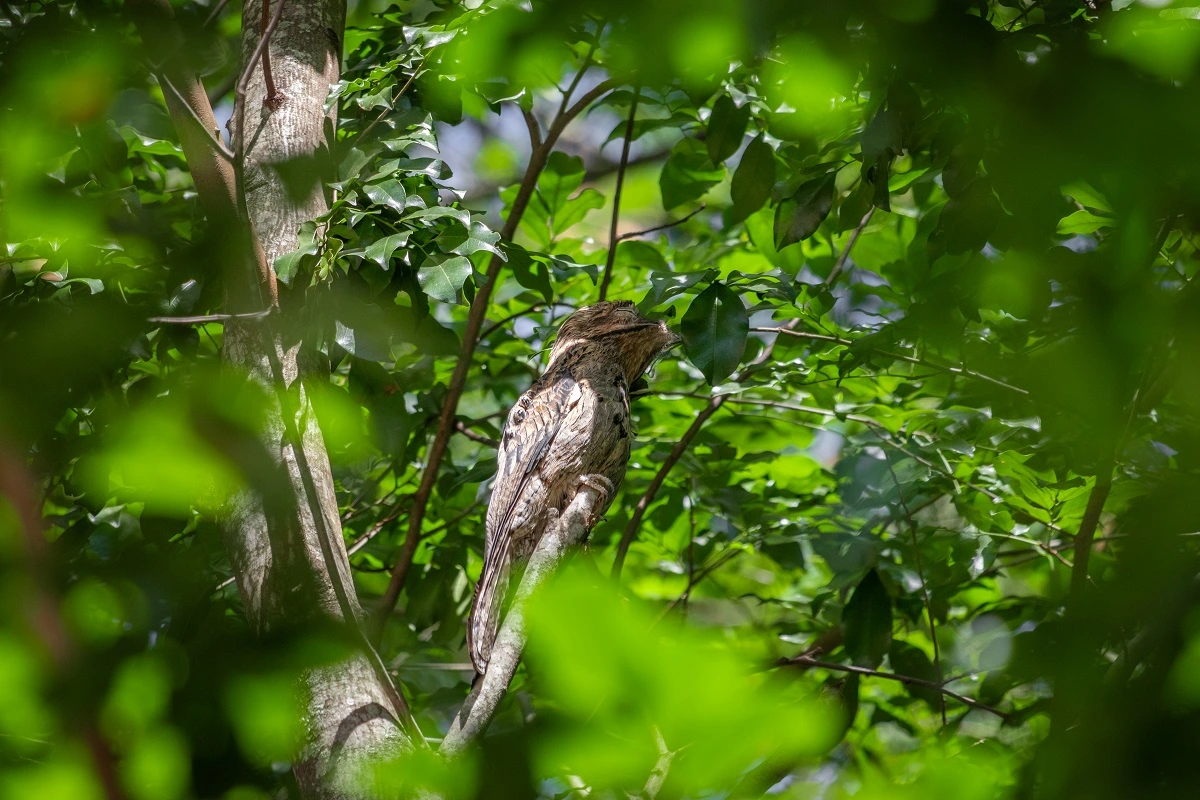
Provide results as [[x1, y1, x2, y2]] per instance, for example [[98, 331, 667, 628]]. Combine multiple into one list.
[[487, 372, 582, 551], [469, 372, 583, 672]]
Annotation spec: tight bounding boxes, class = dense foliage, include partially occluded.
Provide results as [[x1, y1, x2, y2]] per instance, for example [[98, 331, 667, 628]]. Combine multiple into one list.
[[4, 0, 1200, 798]]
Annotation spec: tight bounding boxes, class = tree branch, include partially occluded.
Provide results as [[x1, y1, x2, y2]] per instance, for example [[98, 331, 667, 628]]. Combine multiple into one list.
[[780, 655, 1010, 720], [823, 207, 874, 289], [751, 326, 1029, 396], [598, 85, 639, 301], [373, 75, 624, 637], [440, 486, 602, 755], [616, 204, 706, 242], [1069, 463, 1113, 602], [611, 318, 800, 578]]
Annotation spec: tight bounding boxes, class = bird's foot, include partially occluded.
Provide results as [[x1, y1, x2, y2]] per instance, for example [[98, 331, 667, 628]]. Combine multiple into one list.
[[577, 474, 615, 527]]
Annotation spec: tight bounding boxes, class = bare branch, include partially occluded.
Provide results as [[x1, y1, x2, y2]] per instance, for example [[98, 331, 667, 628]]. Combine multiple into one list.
[[148, 309, 272, 325], [780, 655, 1010, 720], [616, 204, 706, 243], [232, 0, 287, 163], [823, 207, 874, 289], [599, 85, 640, 301], [611, 318, 800, 577], [751, 326, 1030, 396], [259, 0, 278, 107], [154, 71, 234, 161], [440, 487, 602, 755], [455, 420, 500, 448]]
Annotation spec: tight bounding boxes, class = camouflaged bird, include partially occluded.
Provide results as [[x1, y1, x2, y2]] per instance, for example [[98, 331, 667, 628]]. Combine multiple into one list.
[[467, 301, 679, 673]]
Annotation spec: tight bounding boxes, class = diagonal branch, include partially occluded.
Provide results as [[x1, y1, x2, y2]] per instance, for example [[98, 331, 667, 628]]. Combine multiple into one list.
[[780, 655, 1010, 720], [373, 76, 624, 636], [598, 85, 639, 301], [440, 486, 603, 755], [611, 318, 800, 578]]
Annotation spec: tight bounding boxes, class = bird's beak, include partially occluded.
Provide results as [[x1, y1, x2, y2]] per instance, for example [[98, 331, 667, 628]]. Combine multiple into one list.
[[661, 322, 683, 349]]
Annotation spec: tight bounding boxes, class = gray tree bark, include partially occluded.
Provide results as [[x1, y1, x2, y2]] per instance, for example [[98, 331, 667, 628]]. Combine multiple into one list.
[[220, 2, 413, 796]]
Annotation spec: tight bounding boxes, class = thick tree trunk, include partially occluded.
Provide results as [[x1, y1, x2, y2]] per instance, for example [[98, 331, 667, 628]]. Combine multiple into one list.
[[220, 2, 412, 796]]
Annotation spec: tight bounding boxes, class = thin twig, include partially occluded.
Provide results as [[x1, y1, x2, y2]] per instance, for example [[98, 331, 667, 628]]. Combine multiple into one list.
[[360, 60, 424, 140], [616, 204, 706, 242], [752, 326, 1029, 396], [260, 0, 278, 107], [455, 420, 500, 448], [204, 0, 231, 27], [780, 655, 1010, 720], [479, 303, 547, 340], [882, 453, 947, 726], [599, 85, 639, 301], [232, 0, 287, 165], [823, 207, 874, 289], [149, 309, 273, 324]]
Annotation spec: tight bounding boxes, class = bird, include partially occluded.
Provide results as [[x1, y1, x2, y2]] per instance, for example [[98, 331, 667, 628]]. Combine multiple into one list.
[[467, 301, 680, 674]]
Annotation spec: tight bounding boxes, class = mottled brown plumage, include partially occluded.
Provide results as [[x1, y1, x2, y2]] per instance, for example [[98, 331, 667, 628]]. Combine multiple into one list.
[[467, 301, 679, 673]]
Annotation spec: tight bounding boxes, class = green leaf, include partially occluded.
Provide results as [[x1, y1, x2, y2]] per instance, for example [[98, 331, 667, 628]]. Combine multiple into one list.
[[274, 221, 320, 285], [363, 179, 407, 212], [435, 219, 504, 259], [730, 135, 775, 224], [554, 188, 605, 233], [888, 641, 942, 708], [681, 282, 749, 384], [362, 232, 410, 269], [660, 138, 725, 211], [418, 255, 472, 303], [538, 152, 586, 216], [1062, 181, 1112, 213], [706, 94, 750, 165], [842, 569, 892, 669], [1056, 209, 1112, 236], [774, 174, 836, 250]]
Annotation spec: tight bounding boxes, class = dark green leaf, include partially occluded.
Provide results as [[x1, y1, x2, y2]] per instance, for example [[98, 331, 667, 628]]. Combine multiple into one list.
[[681, 282, 748, 384], [660, 139, 725, 211], [774, 174, 836, 249], [842, 569, 892, 669], [418, 255, 472, 303], [706, 94, 750, 165], [730, 135, 775, 225], [362, 232, 410, 269]]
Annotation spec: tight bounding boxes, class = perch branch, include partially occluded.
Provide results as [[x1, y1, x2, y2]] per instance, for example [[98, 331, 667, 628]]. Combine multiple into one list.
[[440, 487, 602, 755]]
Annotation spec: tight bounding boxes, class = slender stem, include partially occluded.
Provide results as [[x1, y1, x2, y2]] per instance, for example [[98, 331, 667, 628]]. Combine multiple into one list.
[[611, 318, 799, 577], [599, 85, 639, 301], [260, 0, 277, 106], [616, 204, 706, 242], [823, 207, 874, 289], [479, 303, 547, 340], [204, 0, 231, 27], [149, 309, 272, 324], [455, 420, 499, 448], [882, 453, 946, 726], [1069, 462, 1114, 602], [360, 60, 424, 140], [781, 655, 1009, 720], [752, 326, 1029, 396]]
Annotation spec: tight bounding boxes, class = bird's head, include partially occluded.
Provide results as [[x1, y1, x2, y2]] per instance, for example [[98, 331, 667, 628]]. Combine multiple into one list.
[[548, 301, 680, 381]]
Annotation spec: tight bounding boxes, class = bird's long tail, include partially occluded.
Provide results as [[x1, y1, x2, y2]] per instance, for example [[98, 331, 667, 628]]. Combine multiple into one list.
[[467, 551, 511, 675]]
